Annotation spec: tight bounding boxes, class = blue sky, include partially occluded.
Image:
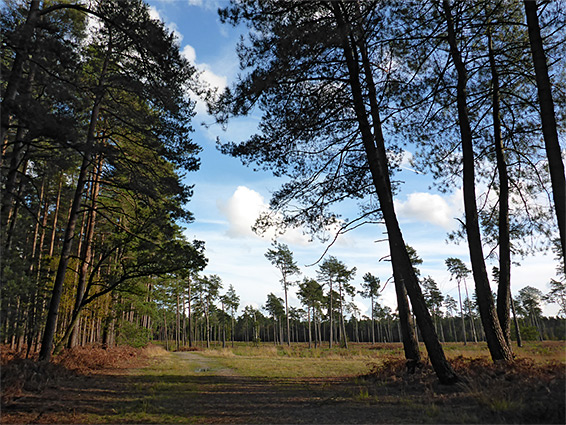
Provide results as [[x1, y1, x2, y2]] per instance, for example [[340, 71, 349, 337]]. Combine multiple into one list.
[[147, 0, 559, 317]]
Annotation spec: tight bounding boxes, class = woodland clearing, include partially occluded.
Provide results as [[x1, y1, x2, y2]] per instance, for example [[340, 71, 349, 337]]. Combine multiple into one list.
[[1, 342, 564, 424]]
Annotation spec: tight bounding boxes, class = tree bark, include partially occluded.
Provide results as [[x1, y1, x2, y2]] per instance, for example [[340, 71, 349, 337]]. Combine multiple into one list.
[[524, 1, 566, 268], [442, 0, 513, 362]]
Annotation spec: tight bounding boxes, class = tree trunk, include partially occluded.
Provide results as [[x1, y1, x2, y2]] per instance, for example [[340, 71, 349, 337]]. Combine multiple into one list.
[[487, 29, 513, 346], [328, 281, 333, 349], [332, 2, 458, 384], [371, 296, 375, 344], [176, 292, 180, 351], [48, 174, 63, 257], [284, 282, 290, 346], [68, 153, 103, 348], [510, 296, 522, 347], [524, 1, 566, 267], [338, 284, 348, 348], [187, 279, 192, 348], [442, 0, 512, 363], [463, 282, 478, 343], [38, 40, 111, 362]]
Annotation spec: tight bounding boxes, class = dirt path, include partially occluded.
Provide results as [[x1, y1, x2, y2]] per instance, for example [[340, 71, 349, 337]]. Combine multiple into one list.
[[1, 351, 471, 424]]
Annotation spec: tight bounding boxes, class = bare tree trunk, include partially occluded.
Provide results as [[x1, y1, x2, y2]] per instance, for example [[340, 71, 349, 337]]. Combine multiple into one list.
[[176, 292, 180, 351], [524, 0, 566, 267], [510, 296, 522, 347], [284, 282, 291, 346], [486, 28, 513, 347], [68, 153, 103, 348], [187, 279, 192, 348], [332, 2, 458, 383], [48, 174, 63, 257], [328, 281, 333, 349], [457, 282, 467, 345], [463, 281, 478, 343], [442, 0, 512, 363], [163, 310, 169, 351], [39, 41, 111, 362]]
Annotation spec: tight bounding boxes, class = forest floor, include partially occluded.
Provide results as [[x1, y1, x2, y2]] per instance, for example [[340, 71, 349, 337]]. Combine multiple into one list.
[[1, 342, 565, 424]]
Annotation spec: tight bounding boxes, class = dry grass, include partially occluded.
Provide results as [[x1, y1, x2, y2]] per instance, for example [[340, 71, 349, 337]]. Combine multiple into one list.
[[363, 353, 565, 424]]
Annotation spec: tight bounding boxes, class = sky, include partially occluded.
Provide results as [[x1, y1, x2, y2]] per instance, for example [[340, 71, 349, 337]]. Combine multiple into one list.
[[146, 0, 560, 318]]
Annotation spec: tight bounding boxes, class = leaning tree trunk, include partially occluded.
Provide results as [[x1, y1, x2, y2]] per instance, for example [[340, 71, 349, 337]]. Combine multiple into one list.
[[332, 2, 458, 384], [442, 0, 513, 362], [38, 42, 111, 362], [68, 153, 103, 348], [524, 1, 566, 268]]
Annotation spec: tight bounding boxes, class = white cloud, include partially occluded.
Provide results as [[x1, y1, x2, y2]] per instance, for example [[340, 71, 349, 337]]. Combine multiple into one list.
[[217, 186, 311, 245], [395, 192, 461, 230], [181, 45, 197, 63], [187, 0, 220, 11], [148, 6, 161, 21], [217, 186, 269, 239], [181, 44, 228, 116]]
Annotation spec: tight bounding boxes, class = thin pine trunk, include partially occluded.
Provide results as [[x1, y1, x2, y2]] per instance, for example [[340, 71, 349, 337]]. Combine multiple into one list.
[[524, 0, 566, 265], [442, 0, 512, 362], [39, 41, 111, 362]]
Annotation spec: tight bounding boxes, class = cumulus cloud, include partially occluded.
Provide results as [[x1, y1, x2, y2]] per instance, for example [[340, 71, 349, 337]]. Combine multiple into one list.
[[217, 186, 311, 245], [395, 192, 461, 230], [217, 186, 269, 238], [181, 44, 227, 116]]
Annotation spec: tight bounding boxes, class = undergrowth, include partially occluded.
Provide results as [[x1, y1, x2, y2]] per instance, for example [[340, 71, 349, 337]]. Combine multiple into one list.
[[1, 344, 156, 406], [364, 355, 566, 424]]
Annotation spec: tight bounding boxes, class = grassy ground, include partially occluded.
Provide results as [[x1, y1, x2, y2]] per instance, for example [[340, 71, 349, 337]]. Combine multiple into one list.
[[1, 341, 564, 424]]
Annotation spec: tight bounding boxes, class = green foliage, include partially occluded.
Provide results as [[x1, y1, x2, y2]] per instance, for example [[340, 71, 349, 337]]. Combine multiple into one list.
[[116, 321, 152, 348]]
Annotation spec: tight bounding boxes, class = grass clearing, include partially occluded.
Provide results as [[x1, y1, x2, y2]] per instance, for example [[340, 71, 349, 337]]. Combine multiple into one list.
[[2, 341, 564, 424]]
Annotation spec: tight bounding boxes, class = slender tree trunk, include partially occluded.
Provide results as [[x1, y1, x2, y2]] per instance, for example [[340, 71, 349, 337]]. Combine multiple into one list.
[[329, 281, 333, 349], [339, 284, 348, 348], [524, 1, 566, 267], [458, 282, 467, 345], [176, 292, 180, 351], [187, 280, 192, 348], [48, 174, 63, 257], [463, 282, 478, 343], [332, 2, 458, 383], [335, 1, 422, 363], [307, 306, 312, 348], [371, 296, 375, 344], [68, 153, 103, 348], [487, 28, 512, 346], [182, 294, 186, 347], [284, 282, 291, 346], [442, 0, 512, 363], [510, 296, 522, 347], [38, 41, 111, 362], [222, 301, 226, 348], [163, 310, 169, 351]]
